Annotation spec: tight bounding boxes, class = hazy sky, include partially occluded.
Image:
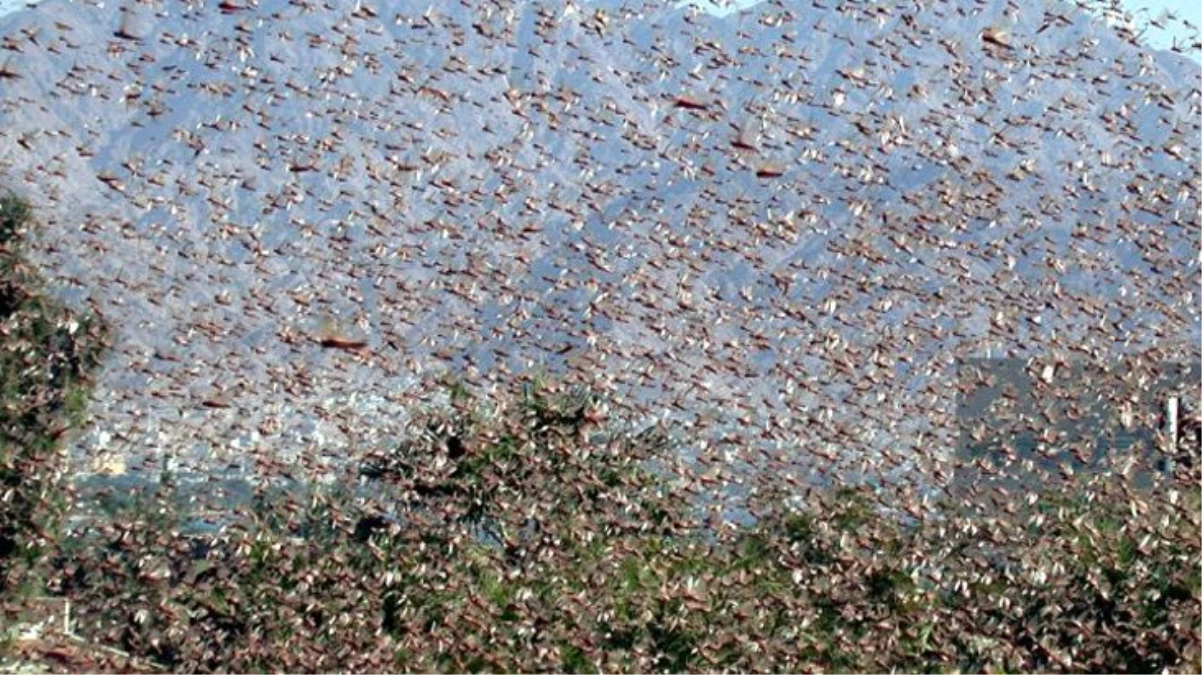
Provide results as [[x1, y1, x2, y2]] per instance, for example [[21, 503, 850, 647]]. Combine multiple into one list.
[[0, 0, 1198, 59], [684, 0, 1201, 61], [1127, 0, 1202, 55]]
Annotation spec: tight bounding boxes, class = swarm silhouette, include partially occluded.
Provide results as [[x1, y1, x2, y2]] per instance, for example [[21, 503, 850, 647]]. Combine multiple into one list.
[[0, 0, 1194, 483], [0, 0, 1197, 671]]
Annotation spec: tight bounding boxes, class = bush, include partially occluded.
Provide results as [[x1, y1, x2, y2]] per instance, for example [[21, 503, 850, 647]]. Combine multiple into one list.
[[0, 193, 30, 246], [0, 193, 107, 596], [45, 381, 1202, 673]]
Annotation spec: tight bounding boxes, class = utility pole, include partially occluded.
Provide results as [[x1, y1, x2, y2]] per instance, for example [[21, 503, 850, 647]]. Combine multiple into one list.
[[1165, 395, 1179, 477]]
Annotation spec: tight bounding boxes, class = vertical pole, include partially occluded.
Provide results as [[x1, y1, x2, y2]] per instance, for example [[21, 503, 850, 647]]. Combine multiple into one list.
[[1166, 396, 1179, 477]]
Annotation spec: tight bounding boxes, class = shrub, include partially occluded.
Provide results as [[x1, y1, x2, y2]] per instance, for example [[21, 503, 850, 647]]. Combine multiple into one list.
[[45, 381, 1202, 673], [0, 193, 107, 596], [0, 193, 30, 246]]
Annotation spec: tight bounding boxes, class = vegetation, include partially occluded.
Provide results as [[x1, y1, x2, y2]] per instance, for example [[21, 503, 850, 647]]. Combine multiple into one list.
[[0, 193, 1198, 673], [0, 193, 106, 597], [33, 385, 1202, 673]]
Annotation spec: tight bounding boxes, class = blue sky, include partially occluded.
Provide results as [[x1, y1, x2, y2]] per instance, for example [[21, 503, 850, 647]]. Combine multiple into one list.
[[1127, 0, 1202, 55], [0, 0, 1198, 60], [685, 0, 1201, 61]]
